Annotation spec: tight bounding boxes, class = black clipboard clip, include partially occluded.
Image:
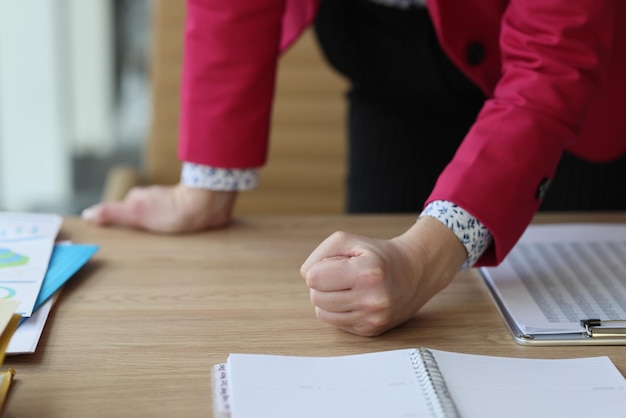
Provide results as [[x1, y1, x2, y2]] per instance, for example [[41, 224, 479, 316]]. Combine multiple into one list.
[[580, 319, 626, 338]]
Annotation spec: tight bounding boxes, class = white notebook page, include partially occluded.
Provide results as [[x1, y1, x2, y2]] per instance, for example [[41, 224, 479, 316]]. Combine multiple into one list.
[[431, 349, 626, 418], [227, 349, 434, 418], [219, 348, 626, 418]]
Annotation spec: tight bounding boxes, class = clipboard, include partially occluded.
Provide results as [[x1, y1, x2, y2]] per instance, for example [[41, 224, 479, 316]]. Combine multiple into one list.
[[481, 270, 626, 346], [478, 223, 626, 346]]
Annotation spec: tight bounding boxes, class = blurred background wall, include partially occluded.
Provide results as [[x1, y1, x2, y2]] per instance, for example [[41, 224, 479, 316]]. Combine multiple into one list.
[[0, 0, 149, 214], [0, 0, 346, 216]]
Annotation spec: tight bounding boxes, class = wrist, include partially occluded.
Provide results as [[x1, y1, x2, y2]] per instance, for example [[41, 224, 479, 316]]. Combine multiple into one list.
[[175, 183, 238, 229], [393, 216, 467, 294], [419, 201, 493, 268]]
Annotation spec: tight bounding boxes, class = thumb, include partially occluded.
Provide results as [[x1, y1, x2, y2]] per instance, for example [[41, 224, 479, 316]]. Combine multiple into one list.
[[300, 231, 360, 277]]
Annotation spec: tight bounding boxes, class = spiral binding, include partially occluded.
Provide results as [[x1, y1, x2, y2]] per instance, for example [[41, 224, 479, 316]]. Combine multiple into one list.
[[410, 348, 460, 418]]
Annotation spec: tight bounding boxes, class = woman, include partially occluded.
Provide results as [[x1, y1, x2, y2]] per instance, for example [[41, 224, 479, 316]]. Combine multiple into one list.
[[83, 0, 626, 336]]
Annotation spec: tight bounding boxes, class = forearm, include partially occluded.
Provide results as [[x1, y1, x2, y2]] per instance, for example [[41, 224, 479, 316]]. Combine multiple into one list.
[[427, 1, 615, 265], [181, 162, 495, 270], [393, 216, 467, 298], [179, 0, 286, 168]]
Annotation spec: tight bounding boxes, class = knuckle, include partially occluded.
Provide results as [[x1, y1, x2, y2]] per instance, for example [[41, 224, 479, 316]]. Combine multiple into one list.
[[355, 316, 389, 337], [126, 187, 146, 200], [354, 290, 391, 312], [328, 230, 350, 244], [357, 264, 386, 286], [128, 200, 149, 217], [368, 293, 392, 311]]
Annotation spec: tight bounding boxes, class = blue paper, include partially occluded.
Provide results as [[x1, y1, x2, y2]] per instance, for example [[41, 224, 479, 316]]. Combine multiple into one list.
[[33, 243, 99, 311]]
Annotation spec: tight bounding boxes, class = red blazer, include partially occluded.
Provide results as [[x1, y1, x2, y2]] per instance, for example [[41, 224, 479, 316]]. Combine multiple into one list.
[[178, 0, 626, 265]]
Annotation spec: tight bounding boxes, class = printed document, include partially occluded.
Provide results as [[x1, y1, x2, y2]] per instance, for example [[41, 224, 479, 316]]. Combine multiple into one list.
[[0, 213, 62, 316], [481, 224, 626, 336]]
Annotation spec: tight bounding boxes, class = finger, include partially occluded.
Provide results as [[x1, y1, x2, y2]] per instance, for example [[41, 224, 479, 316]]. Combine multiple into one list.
[[81, 203, 111, 225], [315, 307, 379, 336], [304, 255, 359, 291], [301, 231, 362, 275], [314, 306, 360, 327], [315, 307, 391, 337], [310, 288, 355, 313], [311, 281, 393, 315], [82, 200, 146, 228]]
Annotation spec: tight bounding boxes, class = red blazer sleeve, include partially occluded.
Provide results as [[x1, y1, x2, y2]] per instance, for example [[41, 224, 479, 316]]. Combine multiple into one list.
[[178, 0, 286, 168], [427, 0, 615, 265]]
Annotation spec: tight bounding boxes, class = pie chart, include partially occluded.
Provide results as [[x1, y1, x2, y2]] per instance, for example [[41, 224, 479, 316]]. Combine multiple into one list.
[[0, 286, 16, 299], [0, 248, 29, 268]]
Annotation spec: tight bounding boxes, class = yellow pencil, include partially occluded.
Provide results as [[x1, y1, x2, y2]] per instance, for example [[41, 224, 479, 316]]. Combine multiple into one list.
[[0, 368, 16, 415]]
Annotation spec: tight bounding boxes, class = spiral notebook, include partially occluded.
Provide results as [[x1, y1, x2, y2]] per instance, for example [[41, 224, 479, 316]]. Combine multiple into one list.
[[212, 348, 625, 418], [213, 348, 626, 418]]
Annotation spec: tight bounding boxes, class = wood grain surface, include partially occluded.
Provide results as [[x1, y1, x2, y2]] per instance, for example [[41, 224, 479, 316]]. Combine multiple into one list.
[[4, 213, 626, 417]]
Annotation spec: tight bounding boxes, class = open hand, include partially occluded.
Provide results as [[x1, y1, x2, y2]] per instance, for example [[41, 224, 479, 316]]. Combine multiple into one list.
[[81, 183, 237, 233]]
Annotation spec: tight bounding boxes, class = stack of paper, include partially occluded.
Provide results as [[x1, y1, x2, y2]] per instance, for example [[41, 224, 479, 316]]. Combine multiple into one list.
[[0, 212, 98, 354]]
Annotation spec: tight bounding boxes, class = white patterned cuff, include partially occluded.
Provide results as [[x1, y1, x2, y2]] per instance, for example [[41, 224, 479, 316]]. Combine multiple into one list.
[[419, 200, 493, 269], [181, 163, 259, 191]]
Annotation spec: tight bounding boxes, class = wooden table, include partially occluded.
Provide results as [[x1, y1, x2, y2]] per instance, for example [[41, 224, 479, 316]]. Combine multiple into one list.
[[4, 213, 626, 417]]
